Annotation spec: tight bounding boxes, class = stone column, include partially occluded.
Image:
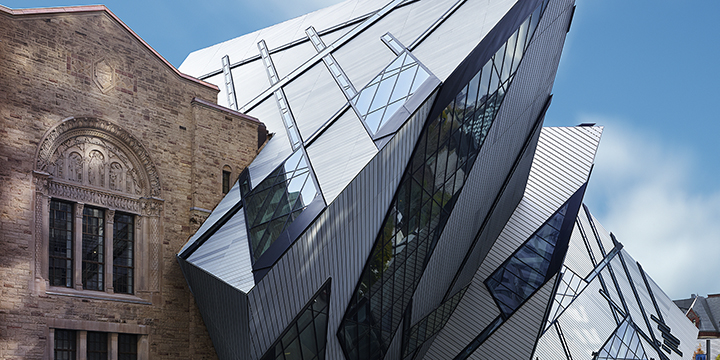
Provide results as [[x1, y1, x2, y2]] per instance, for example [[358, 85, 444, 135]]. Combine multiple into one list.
[[32, 170, 50, 294], [74, 203, 85, 290], [141, 197, 163, 301], [105, 209, 115, 293], [77, 330, 87, 360], [109, 332, 118, 360]]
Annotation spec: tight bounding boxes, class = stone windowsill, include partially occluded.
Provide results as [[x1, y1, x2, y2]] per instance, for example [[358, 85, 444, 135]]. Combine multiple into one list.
[[46, 286, 152, 305]]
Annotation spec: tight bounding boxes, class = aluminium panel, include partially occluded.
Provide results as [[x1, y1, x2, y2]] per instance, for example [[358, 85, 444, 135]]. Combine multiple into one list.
[[533, 321, 567, 360], [646, 274, 699, 358], [283, 62, 348, 141], [179, 180, 241, 254], [563, 222, 595, 278], [411, 82, 544, 323], [331, 2, 416, 91], [246, 97, 294, 186], [178, 0, 382, 77], [590, 213, 616, 255], [187, 207, 254, 293], [178, 258, 250, 360], [423, 281, 501, 358], [467, 273, 557, 360], [230, 59, 273, 110], [271, 40, 319, 79], [245, 93, 428, 359], [556, 277, 618, 360], [388, 0, 458, 48], [411, 0, 517, 82], [306, 108, 378, 204], [577, 207, 604, 259]]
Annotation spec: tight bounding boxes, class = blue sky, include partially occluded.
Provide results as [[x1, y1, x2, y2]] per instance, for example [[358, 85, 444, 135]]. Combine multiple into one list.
[[3, 0, 718, 300]]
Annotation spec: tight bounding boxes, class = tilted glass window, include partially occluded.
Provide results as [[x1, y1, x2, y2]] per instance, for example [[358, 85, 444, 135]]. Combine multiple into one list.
[[113, 212, 134, 294], [597, 317, 647, 360], [82, 206, 105, 291], [403, 287, 468, 358], [244, 149, 320, 262], [49, 200, 73, 288], [260, 280, 331, 360], [338, 3, 548, 358], [352, 51, 430, 134], [486, 204, 567, 317]]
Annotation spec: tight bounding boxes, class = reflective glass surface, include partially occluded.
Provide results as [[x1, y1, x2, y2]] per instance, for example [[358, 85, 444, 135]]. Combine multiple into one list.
[[598, 318, 647, 360], [260, 281, 331, 360], [82, 206, 104, 291], [54, 329, 76, 360], [87, 331, 108, 360], [338, 4, 548, 358], [545, 266, 588, 331], [353, 51, 430, 134], [486, 204, 567, 318], [244, 149, 320, 262], [49, 200, 73, 288], [113, 213, 134, 294], [403, 287, 467, 357], [118, 334, 138, 360]]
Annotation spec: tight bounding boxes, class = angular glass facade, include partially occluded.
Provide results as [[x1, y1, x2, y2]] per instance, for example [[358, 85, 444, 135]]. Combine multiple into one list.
[[597, 318, 648, 360], [177, 0, 698, 359], [260, 281, 331, 360], [353, 51, 430, 135], [486, 203, 568, 317], [244, 149, 321, 262], [338, 6, 548, 357]]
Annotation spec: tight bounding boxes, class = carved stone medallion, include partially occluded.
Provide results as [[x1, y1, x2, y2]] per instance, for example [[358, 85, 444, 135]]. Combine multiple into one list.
[[94, 59, 115, 93]]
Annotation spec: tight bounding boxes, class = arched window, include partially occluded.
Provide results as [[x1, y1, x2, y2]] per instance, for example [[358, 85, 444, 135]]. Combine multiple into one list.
[[34, 117, 163, 300]]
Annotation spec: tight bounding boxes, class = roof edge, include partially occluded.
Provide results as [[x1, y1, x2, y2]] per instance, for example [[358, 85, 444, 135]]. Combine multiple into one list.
[[0, 4, 219, 91], [191, 98, 262, 124]]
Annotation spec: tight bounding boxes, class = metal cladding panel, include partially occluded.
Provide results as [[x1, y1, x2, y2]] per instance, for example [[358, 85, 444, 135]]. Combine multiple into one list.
[[388, 0, 458, 47], [590, 213, 616, 255], [272, 40, 318, 79], [411, 84, 543, 324], [468, 273, 557, 360], [447, 119, 540, 298], [476, 125, 601, 282], [284, 62, 348, 141], [246, 97, 293, 186], [203, 72, 231, 108], [177, 258, 250, 360], [563, 222, 595, 278], [178, 0, 381, 77], [187, 207, 254, 293], [331, 3, 414, 91], [306, 108, 378, 204], [412, 0, 517, 82], [621, 251, 665, 339], [231, 59, 273, 109], [245, 94, 427, 360], [576, 209, 602, 259], [180, 181, 241, 254], [423, 282, 500, 358], [533, 322, 566, 360], [609, 254, 656, 340], [646, 275, 699, 358], [556, 277, 618, 360]]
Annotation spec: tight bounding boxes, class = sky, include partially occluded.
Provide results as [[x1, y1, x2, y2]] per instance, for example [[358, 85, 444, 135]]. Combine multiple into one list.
[[3, 0, 718, 300]]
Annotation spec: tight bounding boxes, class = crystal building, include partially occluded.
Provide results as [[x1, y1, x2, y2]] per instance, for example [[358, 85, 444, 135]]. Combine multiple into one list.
[[176, 0, 697, 359]]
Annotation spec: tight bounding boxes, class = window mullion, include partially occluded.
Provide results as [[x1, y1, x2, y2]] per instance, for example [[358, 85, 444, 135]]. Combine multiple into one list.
[[106, 210, 115, 293], [74, 203, 85, 290]]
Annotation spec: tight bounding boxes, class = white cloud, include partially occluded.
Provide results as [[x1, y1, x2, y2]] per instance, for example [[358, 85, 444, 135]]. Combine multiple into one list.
[[581, 115, 720, 300]]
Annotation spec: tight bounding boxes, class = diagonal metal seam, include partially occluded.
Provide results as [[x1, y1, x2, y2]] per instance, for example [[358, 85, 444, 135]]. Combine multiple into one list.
[[239, 0, 408, 113]]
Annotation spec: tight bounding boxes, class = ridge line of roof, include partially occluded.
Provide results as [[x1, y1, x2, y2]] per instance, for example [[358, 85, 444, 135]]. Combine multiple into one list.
[[0, 4, 220, 92]]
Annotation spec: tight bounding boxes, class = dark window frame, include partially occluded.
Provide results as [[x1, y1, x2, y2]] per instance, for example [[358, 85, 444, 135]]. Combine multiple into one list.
[[82, 206, 105, 291], [113, 212, 134, 294], [49, 200, 74, 288]]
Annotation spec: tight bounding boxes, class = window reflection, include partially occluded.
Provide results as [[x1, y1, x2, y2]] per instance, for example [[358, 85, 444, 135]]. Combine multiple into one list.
[[339, 2, 550, 357], [244, 149, 319, 262]]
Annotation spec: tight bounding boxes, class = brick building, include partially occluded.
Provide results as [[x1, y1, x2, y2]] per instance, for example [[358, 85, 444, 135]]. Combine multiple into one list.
[[0, 5, 265, 359]]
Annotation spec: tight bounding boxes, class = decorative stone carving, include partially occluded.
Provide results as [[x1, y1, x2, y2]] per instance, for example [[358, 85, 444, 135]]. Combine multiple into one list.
[[36, 117, 161, 197], [93, 58, 115, 93], [88, 150, 105, 187], [109, 162, 123, 191], [68, 152, 83, 183], [47, 182, 141, 214]]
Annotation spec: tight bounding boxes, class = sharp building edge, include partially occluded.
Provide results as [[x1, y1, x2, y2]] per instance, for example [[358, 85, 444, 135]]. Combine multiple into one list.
[[177, 0, 698, 359]]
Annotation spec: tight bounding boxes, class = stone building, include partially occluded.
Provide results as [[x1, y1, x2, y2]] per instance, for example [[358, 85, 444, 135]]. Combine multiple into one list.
[[0, 4, 265, 359]]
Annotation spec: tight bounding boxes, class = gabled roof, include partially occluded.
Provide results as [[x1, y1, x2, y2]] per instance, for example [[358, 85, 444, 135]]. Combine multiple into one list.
[[0, 4, 219, 91]]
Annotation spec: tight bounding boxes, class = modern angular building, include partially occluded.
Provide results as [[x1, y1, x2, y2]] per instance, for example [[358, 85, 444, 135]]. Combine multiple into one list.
[[176, 0, 698, 359]]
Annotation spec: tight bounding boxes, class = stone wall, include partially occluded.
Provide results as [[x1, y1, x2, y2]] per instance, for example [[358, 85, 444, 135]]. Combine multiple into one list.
[[0, 5, 264, 359]]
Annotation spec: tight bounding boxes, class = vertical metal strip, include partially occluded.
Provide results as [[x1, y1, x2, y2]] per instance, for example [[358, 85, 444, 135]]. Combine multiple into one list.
[[221, 55, 238, 110]]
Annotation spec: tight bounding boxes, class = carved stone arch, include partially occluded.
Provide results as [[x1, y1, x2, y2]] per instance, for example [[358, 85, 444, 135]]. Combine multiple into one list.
[[36, 117, 161, 197]]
